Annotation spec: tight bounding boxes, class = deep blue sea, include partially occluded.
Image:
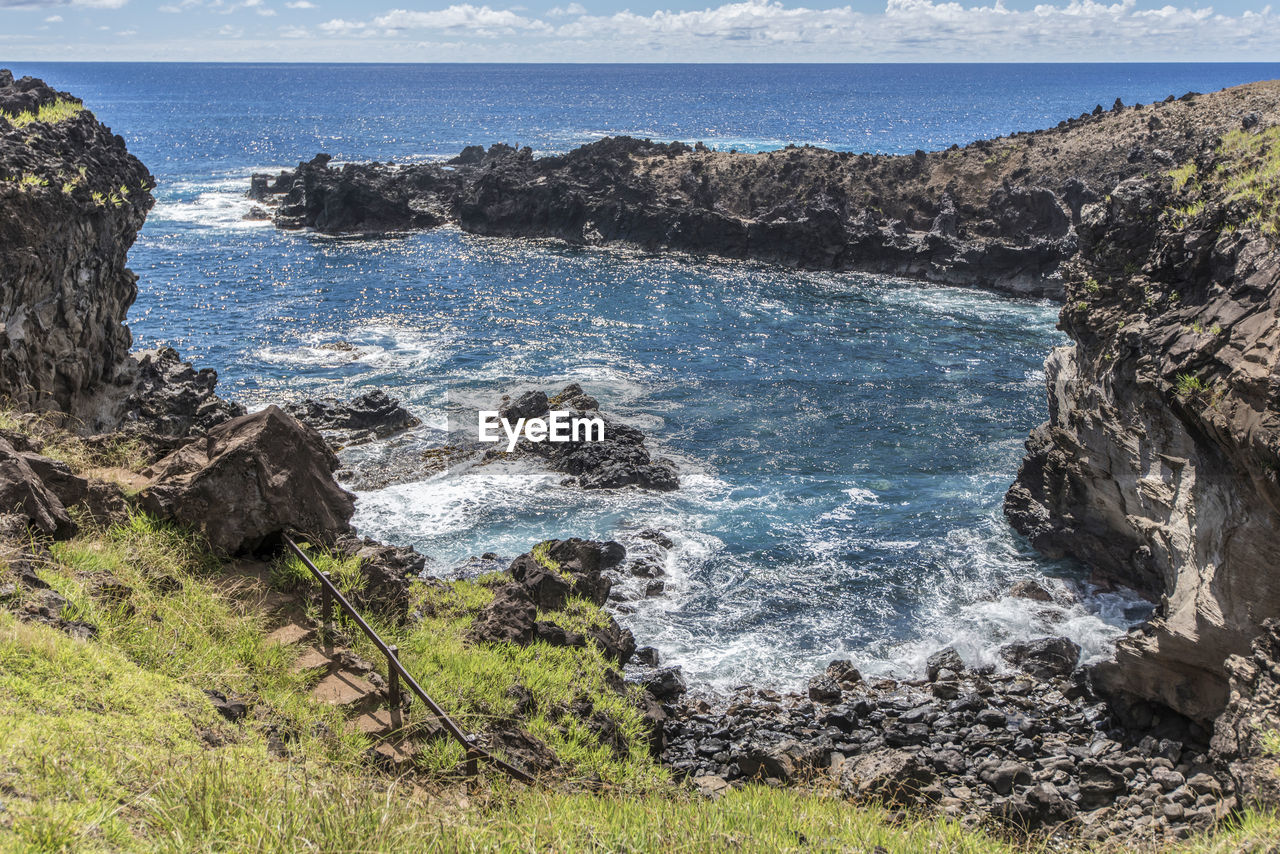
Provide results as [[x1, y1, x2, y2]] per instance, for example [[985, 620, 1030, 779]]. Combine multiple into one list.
[[13, 63, 1280, 687]]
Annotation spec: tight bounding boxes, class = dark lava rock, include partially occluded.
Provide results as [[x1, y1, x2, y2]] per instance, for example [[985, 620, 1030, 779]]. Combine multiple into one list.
[[285, 389, 420, 447], [140, 406, 354, 554], [492, 384, 679, 492], [807, 674, 842, 705], [640, 666, 688, 702], [468, 585, 536, 646], [926, 647, 965, 681], [0, 438, 75, 538], [1000, 636, 1081, 679], [508, 537, 622, 610]]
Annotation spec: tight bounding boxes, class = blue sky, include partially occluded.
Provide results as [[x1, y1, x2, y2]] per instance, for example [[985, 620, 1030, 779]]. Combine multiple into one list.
[[2, 0, 1279, 61]]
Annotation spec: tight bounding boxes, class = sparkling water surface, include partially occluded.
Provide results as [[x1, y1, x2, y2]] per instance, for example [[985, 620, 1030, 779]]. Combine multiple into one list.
[[14, 62, 1277, 687]]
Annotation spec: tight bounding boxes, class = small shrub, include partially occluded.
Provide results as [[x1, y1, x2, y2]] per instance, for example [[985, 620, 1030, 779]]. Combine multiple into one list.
[[1174, 372, 1208, 398]]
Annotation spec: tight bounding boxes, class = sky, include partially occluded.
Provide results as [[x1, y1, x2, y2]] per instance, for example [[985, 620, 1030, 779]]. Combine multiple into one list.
[[2, 0, 1279, 62]]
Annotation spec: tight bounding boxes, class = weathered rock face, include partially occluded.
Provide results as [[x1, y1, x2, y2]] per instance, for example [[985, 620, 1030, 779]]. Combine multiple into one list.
[[1211, 619, 1280, 809], [141, 406, 355, 553], [87, 346, 246, 448], [0, 70, 153, 416], [0, 437, 75, 537], [1007, 118, 1280, 724], [254, 83, 1280, 298]]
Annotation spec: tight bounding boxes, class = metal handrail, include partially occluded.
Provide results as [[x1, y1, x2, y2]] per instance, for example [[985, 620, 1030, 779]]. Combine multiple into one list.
[[283, 533, 535, 784]]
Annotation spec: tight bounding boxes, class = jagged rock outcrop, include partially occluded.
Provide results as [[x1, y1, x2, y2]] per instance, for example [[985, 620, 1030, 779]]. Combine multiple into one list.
[[0, 436, 75, 537], [491, 385, 679, 492], [284, 388, 420, 448], [141, 406, 355, 553], [253, 83, 1280, 298], [1007, 116, 1280, 725], [0, 72, 241, 448], [0, 70, 153, 416], [468, 538, 637, 664]]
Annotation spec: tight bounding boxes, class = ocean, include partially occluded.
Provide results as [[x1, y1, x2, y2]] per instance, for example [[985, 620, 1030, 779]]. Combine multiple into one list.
[[13, 62, 1280, 688]]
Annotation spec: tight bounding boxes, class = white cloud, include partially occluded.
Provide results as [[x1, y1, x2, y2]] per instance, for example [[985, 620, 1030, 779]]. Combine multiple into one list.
[[548, 1, 585, 14], [318, 16, 363, 32], [285, 0, 314, 6], [372, 4, 552, 32], [546, 0, 1280, 58], [44, 12, 62, 18]]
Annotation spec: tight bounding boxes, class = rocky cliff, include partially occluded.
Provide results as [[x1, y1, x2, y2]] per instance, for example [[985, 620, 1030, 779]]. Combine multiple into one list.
[[0, 71, 241, 442], [254, 82, 1280, 299], [1007, 115, 1280, 725], [0, 70, 152, 417]]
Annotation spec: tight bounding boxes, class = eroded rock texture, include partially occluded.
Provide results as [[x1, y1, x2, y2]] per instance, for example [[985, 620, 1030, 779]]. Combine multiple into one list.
[[1007, 117, 1280, 724], [0, 70, 153, 415]]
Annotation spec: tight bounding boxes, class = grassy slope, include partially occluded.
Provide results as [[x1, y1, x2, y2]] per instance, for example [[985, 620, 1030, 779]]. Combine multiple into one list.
[[1, 514, 1278, 852]]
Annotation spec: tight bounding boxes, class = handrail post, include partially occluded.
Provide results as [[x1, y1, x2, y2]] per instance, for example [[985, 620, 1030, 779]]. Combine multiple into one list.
[[387, 644, 402, 730], [320, 571, 333, 650], [282, 534, 534, 785], [465, 741, 479, 778]]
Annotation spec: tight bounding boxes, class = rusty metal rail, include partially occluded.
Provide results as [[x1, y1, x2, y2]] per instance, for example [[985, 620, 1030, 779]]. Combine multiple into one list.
[[283, 533, 534, 784]]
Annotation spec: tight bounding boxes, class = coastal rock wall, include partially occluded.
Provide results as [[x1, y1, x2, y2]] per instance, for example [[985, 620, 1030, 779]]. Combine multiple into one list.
[[0, 70, 153, 417], [254, 82, 1280, 299], [1007, 119, 1280, 724]]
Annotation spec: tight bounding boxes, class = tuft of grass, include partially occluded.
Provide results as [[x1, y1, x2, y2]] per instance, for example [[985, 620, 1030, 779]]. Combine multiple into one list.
[[269, 543, 364, 598], [0, 98, 84, 129], [1174, 372, 1209, 398], [1169, 160, 1197, 192]]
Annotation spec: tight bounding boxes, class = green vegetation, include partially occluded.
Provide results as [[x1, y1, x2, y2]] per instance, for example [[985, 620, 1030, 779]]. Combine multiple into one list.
[[1168, 125, 1280, 240], [1174, 372, 1209, 398], [1084, 277, 1101, 294], [0, 98, 84, 129], [4, 511, 1280, 851], [531, 539, 566, 578], [1170, 161, 1198, 193]]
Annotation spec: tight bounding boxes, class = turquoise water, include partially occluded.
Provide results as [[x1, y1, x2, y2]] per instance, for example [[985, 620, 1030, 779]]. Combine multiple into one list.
[[12, 62, 1245, 685]]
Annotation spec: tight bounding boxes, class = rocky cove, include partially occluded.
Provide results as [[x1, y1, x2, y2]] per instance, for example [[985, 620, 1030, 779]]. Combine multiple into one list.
[[4, 66, 1280, 849]]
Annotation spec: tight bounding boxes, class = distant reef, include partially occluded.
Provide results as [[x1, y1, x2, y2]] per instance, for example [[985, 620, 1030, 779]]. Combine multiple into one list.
[[252, 82, 1280, 299]]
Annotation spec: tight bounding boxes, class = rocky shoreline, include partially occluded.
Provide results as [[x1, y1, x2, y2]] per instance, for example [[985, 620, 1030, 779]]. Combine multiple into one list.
[[5, 67, 1280, 846], [251, 82, 1280, 299]]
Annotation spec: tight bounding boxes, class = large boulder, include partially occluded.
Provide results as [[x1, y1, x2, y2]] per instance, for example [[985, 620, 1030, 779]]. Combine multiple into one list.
[[1000, 636, 1081, 679], [0, 438, 74, 537], [140, 406, 353, 553], [837, 748, 936, 805]]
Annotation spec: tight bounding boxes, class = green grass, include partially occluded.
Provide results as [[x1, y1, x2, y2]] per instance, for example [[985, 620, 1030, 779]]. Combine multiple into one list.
[[5, 515, 1280, 851], [1168, 125, 1280, 239], [0, 98, 84, 129], [1174, 372, 1209, 398], [1169, 161, 1197, 193]]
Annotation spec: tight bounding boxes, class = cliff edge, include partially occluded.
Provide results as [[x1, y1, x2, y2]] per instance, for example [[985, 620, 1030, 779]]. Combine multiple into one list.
[[1007, 111, 1280, 724]]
